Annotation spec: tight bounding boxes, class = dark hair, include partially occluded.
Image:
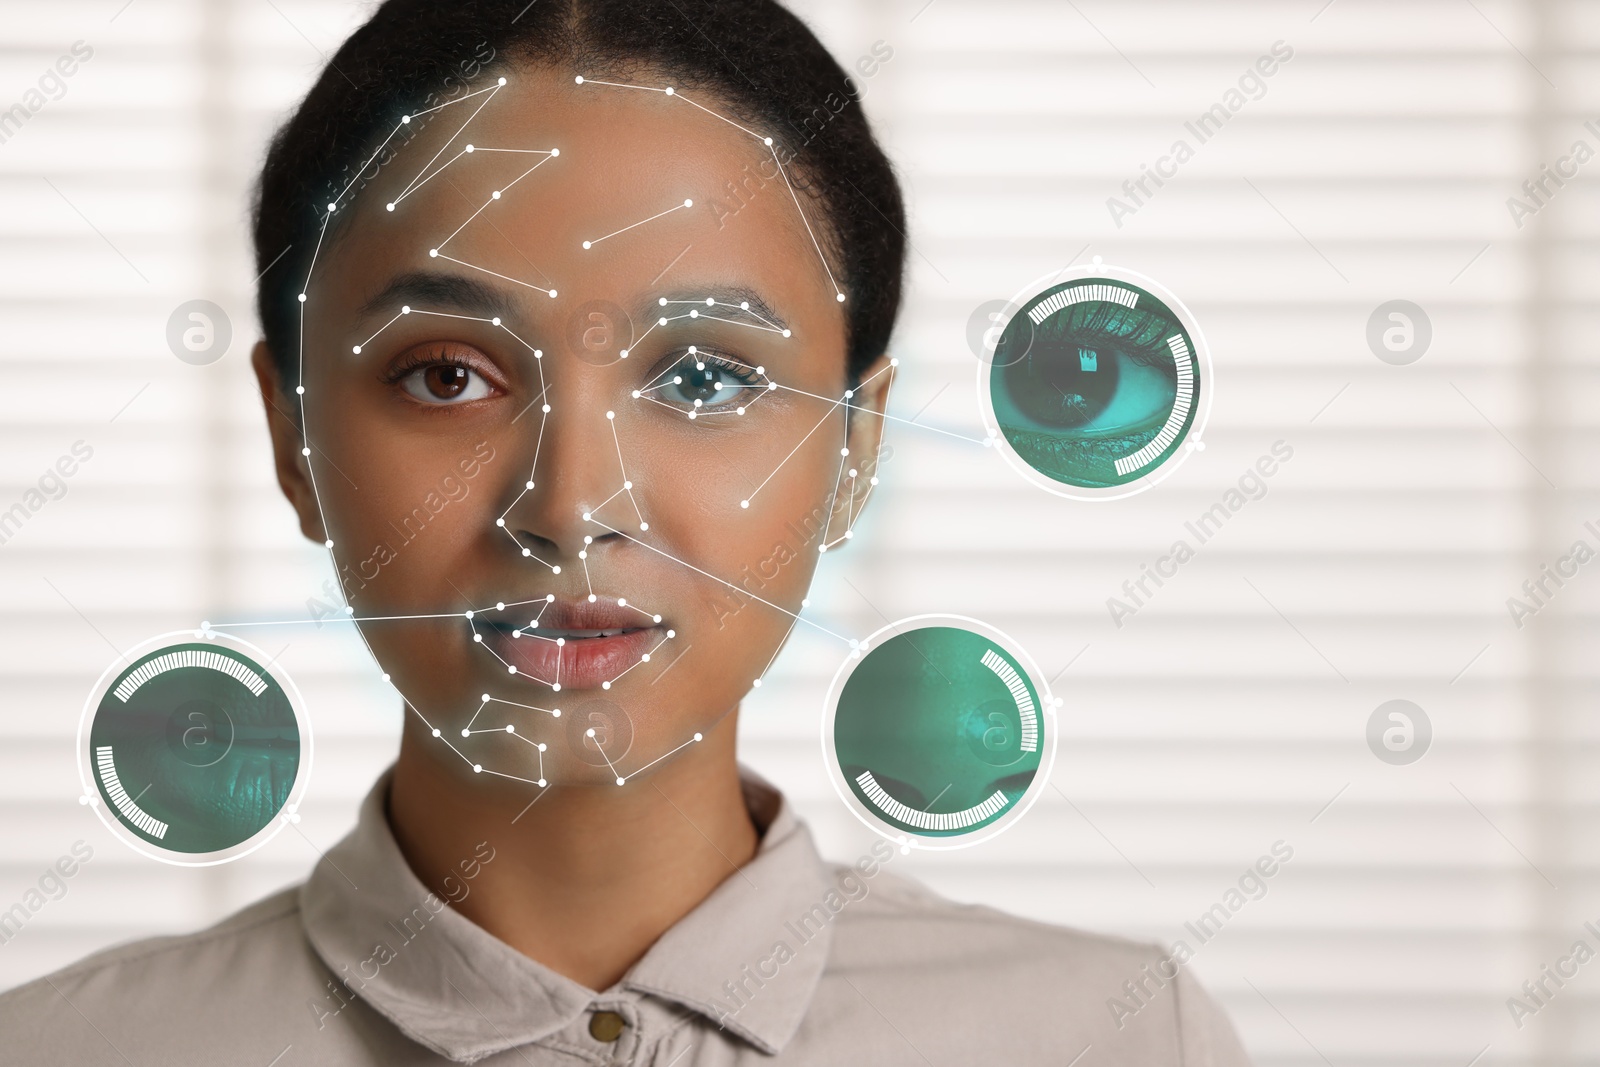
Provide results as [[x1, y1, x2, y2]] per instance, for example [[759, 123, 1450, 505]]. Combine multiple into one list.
[[252, 0, 906, 386]]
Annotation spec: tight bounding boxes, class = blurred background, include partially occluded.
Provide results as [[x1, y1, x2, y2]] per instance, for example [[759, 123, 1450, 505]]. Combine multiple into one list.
[[2, 1, 1598, 1063]]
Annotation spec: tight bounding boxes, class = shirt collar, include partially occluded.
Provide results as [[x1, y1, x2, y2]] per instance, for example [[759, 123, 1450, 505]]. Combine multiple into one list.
[[300, 767, 833, 1062]]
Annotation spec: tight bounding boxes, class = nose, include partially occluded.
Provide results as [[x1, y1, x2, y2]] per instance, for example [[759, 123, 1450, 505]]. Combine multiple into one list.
[[505, 391, 641, 567]]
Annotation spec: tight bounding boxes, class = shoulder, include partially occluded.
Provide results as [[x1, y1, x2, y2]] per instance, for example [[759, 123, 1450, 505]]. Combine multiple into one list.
[[814, 864, 1250, 1066], [0, 886, 328, 1056]]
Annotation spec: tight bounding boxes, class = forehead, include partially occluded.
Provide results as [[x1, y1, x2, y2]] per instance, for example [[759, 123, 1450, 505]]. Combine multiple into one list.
[[314, 64, 841, 330]]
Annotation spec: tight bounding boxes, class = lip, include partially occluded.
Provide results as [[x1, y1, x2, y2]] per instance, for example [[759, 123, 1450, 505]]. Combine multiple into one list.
[[480, 597, 667, 691]]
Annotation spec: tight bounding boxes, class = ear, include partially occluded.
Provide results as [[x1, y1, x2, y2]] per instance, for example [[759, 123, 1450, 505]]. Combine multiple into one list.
[[250, 340, 327, 544], [825, 354, 894, 548]]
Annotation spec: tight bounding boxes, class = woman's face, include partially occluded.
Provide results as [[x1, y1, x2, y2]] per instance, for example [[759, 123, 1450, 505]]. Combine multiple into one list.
[[263, 65, 886, 788]]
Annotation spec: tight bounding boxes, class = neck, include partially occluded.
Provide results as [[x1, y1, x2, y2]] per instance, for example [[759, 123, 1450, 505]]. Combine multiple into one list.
[[387, 708, 759, 991]]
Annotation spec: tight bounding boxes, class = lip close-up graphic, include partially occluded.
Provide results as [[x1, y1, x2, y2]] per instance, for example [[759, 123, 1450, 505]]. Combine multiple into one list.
[[479, 597, 666, 691]]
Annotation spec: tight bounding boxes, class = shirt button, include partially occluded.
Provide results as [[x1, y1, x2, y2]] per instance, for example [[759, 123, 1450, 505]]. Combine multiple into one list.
[[588, 1010, 627, 1043]]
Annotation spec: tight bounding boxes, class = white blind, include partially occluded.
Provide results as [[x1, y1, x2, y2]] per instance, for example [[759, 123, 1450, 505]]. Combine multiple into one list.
[[3, 2, 1597, 1064]]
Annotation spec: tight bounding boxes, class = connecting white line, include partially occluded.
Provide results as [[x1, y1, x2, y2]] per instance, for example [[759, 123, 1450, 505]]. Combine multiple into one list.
[[602, 629, 674, 690], [434, 150, 559, 251], [617, 732, 702, 783], [431, 251, 558, 296], [740, 392, 843, 509], [584, 516, 853, 645], [582, 198, 693, 250], [393, 83, 505, 206]]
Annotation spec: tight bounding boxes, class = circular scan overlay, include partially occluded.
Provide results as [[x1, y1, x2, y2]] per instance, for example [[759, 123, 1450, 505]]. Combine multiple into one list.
[[823, 616, 1057, 850], [978, 264, 1211, 500], [77, 631, 311, 866]]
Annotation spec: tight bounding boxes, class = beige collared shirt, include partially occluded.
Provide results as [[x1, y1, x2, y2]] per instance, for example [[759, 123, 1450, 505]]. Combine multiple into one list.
[[1, 770, 1249, 1065]]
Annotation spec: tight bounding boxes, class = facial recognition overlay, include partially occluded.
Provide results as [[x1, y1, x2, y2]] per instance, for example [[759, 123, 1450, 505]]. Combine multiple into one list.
[[203, 65, 931, 804], [824, 616, 1057, 849], [77, 632, 311, 866], [979, 263, 1211, 500]]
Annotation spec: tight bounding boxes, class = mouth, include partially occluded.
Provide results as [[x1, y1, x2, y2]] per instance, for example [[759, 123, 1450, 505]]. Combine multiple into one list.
[[479, 596, 670, 692]]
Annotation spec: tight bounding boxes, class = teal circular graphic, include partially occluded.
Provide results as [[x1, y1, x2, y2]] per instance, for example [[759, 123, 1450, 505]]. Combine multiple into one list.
[[78, 632, 310, 865], [980, 265, 1209, 500], [824, 616, 1057, 849]]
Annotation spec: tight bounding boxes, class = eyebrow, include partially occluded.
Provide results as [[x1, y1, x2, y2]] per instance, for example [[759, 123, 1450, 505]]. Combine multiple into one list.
[[646, 286, 791, 334], [359, 271, 519, 322]]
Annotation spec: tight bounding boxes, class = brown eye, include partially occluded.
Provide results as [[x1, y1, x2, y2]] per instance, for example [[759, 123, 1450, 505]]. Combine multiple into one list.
[[394, 351, 496, 406], [424, 365, 469, 399]]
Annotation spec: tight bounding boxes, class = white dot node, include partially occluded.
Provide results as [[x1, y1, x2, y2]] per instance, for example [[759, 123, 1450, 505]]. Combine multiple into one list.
[[582, 241, 593, 250], [616, 777, 626, 786], [704, 297, 715, 306], [495, 602, 505, 611], [547, 594, 556, 602], [684, 198, 693, 207], [693, 399, 703, 408], [527, 480, 536, 490], [844, 530, 854, 539], [78, 794, 88, 806], [840, 447, 850, 456], [870, 476, 880, 485], [549, 290, 558, 298], [429, 249, 438, 257], [497, 518, 506, 527], [461, 728, 471, 737], [508, 665, 518, 673], [550, 148, 559, 157], [767, 382, 776, 390], [736, 407, 745, 415], [659, 297, 668, 306], [584, 535, 593, 545], [848, 468, 858, 478], [344, 605, 354, 615], [324, 538, 334, 548], [481, 693, 491, 702], [652, 614, 662, 623], [687, 411, 697, 420], [665, 86, 675, 95], [386, 203, 395, 212], [801, 597, 811, 607], [431, 728, 441, 737], [522, 548, 532, 557], [763, 137, 773, 146], [553, 566, 562, 573], [586, 728, 596, 737], [836, 293, 846, 302], [623, 480, 633, 490], [382, 673, 391, 682], [582, 512, 592, 521], [606, 410, 615, 420], [298, 293, 307, 302], [465, 144, 474, 152], [693, 732, 703, 741], [575, 75, 585, 83], [465, 610, 475, 619], [552, 709, 561, 717], [818, 544, 828, 554], [474, 764, 483, 773], [1195, 440, 1207, 452], [473, 634, 483, 643], [543, 404, 551, 413], [659, 317, 668, 326], [538, 743, 547, 751], [781, 329, 791, 338], [552, 682, 561, 691], [506, 724, 515, 733], [602, 681, 611, 689], [588, 593, 598, 603], [850, 639, 860, 650], [621, 350, 629, 359], [690, 310, 699, 319], [498, 76, 507, 85], [492, 316, 501, 326], [351, 344, 362, 354], [327, 202, 337, 212], [740, 500, 749, 509], [296, 385, 305, 395], [666, 628, 675, 638], [402, 305, 411, 314], [639, 521, 649, 530], [756, 366, 765, 374], [844, 389, 854, 399], [537, 778, 547, 787], [641, 653, 650, 662], [301, 447, 311, 457], [752, 678, 762, 688], [401, 114, 411, 123], [556, 637, 566, 646]]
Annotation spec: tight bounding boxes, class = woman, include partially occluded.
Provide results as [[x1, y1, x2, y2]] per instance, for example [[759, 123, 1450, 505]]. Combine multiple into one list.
[[2, 1, 1248, 1062]]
